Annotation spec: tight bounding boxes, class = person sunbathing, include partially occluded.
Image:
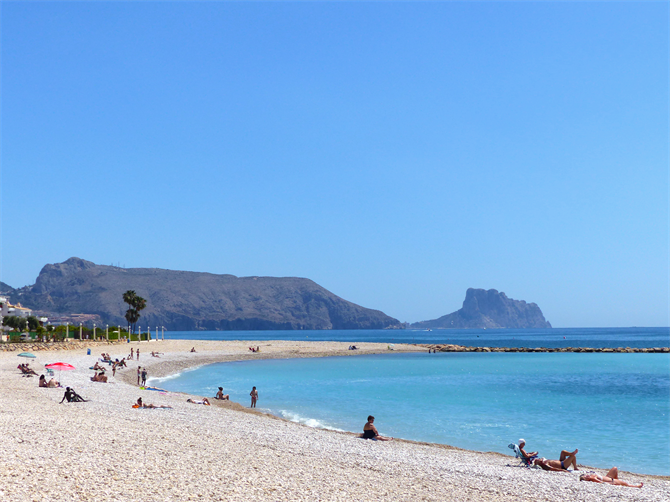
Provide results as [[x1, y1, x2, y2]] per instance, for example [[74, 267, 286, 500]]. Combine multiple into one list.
[[151, 351, 161, 358], [47, 378, 60, 388], [519, 439, 578, 470], [91, 371, 108, 383], [118, 358, 127, 368], [580, 467, 643, 488], [187, 398, 211, 405], [39, 374, 48, 387], [190, 347, 197, 353], [59, 387, 87, 403], [215, 388, 230, 400], [19, 364, 38, 376], [361, 415, 393, 441], [135, 397, 171, 409], [93, 362, 103, 371], [533, 450, 579, 472]]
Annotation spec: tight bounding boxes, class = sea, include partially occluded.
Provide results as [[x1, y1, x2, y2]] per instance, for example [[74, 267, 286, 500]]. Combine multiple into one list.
[[153, 328, 670, 475]]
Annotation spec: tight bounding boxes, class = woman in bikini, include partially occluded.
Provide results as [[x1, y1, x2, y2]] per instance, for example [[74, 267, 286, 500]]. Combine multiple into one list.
[[362, 416, 393, 441], [580, 467, 643, 488]]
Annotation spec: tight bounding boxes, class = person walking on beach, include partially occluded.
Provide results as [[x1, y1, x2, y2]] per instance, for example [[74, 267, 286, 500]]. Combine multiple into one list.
[[141, 368, 147, 386], [136, 348, 140, 360], [130, 348, 134, 360], [137, 366, 141, 385], [250, 386, 258, 408]]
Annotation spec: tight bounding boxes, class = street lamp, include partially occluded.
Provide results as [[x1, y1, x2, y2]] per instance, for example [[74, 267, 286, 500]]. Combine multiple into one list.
[[93, 323, 96, 340], [106, 324, 109, 341], [79, 322, 82, 340]]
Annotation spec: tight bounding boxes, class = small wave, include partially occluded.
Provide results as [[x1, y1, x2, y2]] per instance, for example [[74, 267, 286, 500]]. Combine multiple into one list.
[[277, 410, 345, 432]]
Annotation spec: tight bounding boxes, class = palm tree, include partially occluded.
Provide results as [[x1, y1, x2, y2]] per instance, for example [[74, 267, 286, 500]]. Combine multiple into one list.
[[122, 290, 147, 335]]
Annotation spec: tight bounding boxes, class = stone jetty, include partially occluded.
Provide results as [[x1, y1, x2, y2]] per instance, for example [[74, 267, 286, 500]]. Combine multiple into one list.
[[419, 344, 669, 353]]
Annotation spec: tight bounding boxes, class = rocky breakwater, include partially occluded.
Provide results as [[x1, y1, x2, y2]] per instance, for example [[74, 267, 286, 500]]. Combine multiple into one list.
[[0, 340, 125, 352], [420, 344, 670, 353]]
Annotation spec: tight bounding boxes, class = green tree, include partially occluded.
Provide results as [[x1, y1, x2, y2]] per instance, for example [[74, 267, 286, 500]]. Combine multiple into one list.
[[123, 290, 147, 334], [27, 316, 40, 331]]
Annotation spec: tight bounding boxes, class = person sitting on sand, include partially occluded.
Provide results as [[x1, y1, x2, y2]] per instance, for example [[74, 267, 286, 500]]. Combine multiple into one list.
[[91, 371, 108, 383], [93, 361, 103, 371], [119, 358, 127, 368], [151, 351, 160, 358], [59, 387, 87, 403], [580, 467, 643, 488], [362, 416, 393, 441], [47, 378, 60, 388], [215, 387, 230, 400], [190, 347, 196, 353], [518, 439, 579, 471], [39, 374, 48, 387], [186, 398, 211, 406]]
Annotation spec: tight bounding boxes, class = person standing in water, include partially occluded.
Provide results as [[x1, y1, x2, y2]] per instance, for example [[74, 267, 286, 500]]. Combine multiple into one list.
[[250, 386, 258, 408]]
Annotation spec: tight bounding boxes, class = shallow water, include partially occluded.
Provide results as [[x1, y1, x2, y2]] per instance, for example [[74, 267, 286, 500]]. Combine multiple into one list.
[[157, 351, 670, 476]]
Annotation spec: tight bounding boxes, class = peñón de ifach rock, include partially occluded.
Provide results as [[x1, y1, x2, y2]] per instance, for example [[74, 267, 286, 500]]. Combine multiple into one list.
[[411, 288, 551, 329], [11, 257, 400, 331]]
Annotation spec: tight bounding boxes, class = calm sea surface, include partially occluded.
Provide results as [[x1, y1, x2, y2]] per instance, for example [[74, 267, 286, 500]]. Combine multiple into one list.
[[156, 349, 670, 476], [163, 327, 669, 348]]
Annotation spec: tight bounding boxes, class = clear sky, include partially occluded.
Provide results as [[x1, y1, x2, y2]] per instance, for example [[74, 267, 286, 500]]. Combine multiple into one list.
[[1, 2, 668, 327]]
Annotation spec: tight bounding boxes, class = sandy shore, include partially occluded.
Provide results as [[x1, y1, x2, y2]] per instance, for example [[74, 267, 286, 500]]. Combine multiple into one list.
[[1, 339, 667, 502]]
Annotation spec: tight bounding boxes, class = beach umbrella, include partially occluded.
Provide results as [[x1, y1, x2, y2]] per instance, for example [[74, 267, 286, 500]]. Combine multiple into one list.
[[45, 362, 75, 385], [17, 352, 36, 358], [45, 362, 75, 371]]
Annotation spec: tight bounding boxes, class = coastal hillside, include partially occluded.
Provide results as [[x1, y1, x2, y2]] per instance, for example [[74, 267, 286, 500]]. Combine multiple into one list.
[[412, 288, 552, 329], [10, 257, 400, 330]]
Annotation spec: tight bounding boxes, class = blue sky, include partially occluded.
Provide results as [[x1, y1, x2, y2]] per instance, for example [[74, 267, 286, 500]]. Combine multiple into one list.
[[1, 2, 668, 327]]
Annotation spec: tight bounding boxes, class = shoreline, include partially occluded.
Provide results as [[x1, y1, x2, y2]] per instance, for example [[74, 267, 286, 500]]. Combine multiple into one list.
[[1, 339, 668, 501]]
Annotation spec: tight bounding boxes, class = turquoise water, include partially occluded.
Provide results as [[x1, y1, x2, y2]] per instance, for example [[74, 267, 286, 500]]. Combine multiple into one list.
[[157, 352, 670, 475], [165, 327, 670, 348]]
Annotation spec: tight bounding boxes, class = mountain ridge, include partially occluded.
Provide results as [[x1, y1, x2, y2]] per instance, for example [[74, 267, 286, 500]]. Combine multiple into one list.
[[10, 257, 400, 330]]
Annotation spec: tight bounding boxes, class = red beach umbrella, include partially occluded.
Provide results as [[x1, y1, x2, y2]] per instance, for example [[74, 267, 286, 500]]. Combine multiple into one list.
[[45, 362, 75, 371], [45, 362, 75, 386]]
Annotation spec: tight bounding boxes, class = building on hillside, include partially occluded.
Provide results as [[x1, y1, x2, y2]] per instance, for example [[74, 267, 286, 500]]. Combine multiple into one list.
[[7, 303, 32, 318]]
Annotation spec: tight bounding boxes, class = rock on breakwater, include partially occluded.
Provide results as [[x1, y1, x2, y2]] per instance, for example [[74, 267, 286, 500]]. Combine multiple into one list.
[[420, 344, 670, 353]]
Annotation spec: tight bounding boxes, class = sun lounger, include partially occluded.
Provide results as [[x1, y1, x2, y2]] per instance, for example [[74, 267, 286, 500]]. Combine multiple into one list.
[[508, 443, 538, 468]]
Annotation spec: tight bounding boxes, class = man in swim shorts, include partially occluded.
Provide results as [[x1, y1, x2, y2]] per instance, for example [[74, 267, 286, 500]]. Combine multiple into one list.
[[519, 439, 578, 470]]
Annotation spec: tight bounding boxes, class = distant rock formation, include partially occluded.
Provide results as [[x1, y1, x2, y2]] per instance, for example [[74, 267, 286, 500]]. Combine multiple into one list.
[[412, 288, 551, 329], [10, 257, 400, 331]]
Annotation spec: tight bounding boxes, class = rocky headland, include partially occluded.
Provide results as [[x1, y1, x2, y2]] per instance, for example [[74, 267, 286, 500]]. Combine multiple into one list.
[[412, 288, 552, 329]]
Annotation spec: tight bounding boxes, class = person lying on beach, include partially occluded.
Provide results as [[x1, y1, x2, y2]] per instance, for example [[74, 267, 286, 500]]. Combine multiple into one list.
[[151, 351, 161, 358], [580, 467, 643, 488], [134, 397, 172, 409], [518, 439, 579, 471], [215, 387, 230, 400], [59, 387, 87, 403], [186, 398, 211, 405], [91, 371, 108, 383], [362, 416, 393, 441], [533, 450, 579, 472]]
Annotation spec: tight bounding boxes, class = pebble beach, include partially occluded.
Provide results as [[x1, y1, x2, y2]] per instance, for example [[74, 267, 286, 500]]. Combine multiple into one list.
[[1, 339, 667, 502]]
